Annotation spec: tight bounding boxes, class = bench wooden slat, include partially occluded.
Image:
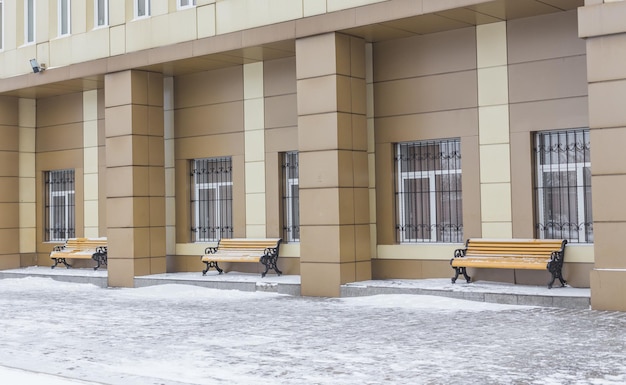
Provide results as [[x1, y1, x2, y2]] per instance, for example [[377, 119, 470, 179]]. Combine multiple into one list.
[[50, 238, 108, 270], [451, 238, 567, 288], [200, 238, 282, 277]]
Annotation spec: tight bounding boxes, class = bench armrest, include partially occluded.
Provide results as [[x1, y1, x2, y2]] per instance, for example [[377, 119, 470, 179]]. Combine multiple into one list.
[[53, 244, 66, 252], [453, 248, 466, 258], [204, 246, 218, 254], [264, 247, 279, 257]]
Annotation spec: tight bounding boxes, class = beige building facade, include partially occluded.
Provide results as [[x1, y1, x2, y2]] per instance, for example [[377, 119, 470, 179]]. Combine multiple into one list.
[[0, 0, 625, 310]]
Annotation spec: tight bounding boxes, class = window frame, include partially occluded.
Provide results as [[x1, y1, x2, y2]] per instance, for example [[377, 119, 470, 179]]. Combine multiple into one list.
[[395, 139, 463, 244], [190, 157, 233, 243], [134, 0, 151, 19], [58, 0, 71, 37], [94, 0, 108, 27], [0, 0, 4, 51], [25, 0, 35, 44], [177, 0, 196, 10], [534, 129, 593, 243], [44, 169, 76, 242], [282, 151, 300, 243]]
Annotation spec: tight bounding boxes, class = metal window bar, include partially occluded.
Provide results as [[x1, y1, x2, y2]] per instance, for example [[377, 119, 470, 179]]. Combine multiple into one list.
[[535, 129, 592, 243], [395, 139, 463, 243], [190, 157, 233, 242], [44, 169, 75, 241], [282, 152, 300, 243]]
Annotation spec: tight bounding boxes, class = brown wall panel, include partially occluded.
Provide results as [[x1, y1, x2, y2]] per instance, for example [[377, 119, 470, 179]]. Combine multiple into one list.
[[175, 132, 244, 159], [36, 123, 84, 153], [265, 126, 298, 153], [0, 97, 18, 125], [37, 93, 83, 127], [264, 57, 297, 97], [510, 131, 535, 238], [373, 27, 477, 82], [374, 71, 478, 117], [507, 10, 585, 65], [174, 66, 243, 109], [508, 56, 588, 104], [0, 126, 18, 151], [509, 97, 589, 133], [175, 101, 244, 138], [265, 94, 297, 129]]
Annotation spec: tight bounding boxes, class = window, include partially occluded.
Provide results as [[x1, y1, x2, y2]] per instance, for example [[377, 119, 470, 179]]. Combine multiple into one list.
[[59, 0, 71, 36], [25, 0, 35, 44], [95, 0, 108, 27], [44, 170, 75, 242], [395, 139, 463, 243], [178, 0, 196, 8], [135, 0, 150, 18], [534, 129, 592, 243], [0, 1, 4, 50], [191, 157, 233, 242], [282, 152, 300, 243]]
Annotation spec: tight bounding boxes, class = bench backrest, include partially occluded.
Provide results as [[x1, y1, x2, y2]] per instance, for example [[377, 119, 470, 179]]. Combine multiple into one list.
[[216, 238, 281, 253], [63, 237, 108, 250], [464, 239, 566, 259]]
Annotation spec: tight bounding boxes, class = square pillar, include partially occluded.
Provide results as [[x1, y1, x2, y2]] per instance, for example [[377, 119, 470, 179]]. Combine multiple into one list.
[[296, 33, 371, 297], [0, 96, 20, 269], [104, 70, 166, 287]]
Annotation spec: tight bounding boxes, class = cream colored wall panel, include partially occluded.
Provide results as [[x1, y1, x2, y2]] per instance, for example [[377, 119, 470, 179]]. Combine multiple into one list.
[[244, 62, 264, 99], [84, 147, 99, 174], [72, 0, 87, 34], [152, 10, 197, 47], [476, 22, 507, 68], [279, 243, 300, 257], [19, 98, 36, 127], [49, 36, 73, 67], [482, 222, 513, 239], [19, 128, 36, 153], [19, 178, 36, 203], [36, 43, 50, 71], [304, 0, 326, 16], [197, 5, 216, 38], [244, 98, 265, 131], [368, 153, 375, 188], [109, 0, 126, 26], [245, 193, 267, 225], [3, 1, 17, 50], [83, 91, 98, 121], [125, 19, 152, 53], [479, 105, 510, 145], [377, 244, 459, 261], [246, 225, 266, 238], [152, 0, 169, 16], [245, 161, 266, 193], [84, 121, 99, 148], [165, 140, 175, 168], [72, 28, 110, 63], [480, 144, 511, 183], [566, 244, 594, 263], [19, 203, 36, 228], [477, 66, 509, 106], [480, 183, 512, 222], [244, 130, 265, 162], [19, 153, 35, 178], [165, 168, 175, 196], [0, 50, 17, 78], [84, 201, 100, 227], [176, 243, 210, 255], [16, 45, 37, 76], [198, 0, 217, 5], [110, 25, 126, 57], [216, 0, 302, 35], [166, 197, 175, 226], [36, 0, 50, 43], [84, 173, 100, 200], [19, 228, 36, 254], [327, 0, 384, 12]]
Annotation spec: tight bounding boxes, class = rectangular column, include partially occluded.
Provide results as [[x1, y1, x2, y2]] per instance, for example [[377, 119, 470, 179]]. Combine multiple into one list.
[[164, 76, 176, 269], [18, 98, 37, 266], [104, 70, 166, 287], [83, 90, 100, 238], [244, 62, 267, 238], [297, 32, 371, 297], [477, 22, 513, 238], [580, 0, 626, 311], [0, 96, 20, 269]]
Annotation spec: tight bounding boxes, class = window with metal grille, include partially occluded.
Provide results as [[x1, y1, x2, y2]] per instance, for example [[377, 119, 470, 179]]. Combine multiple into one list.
[[44, 169, 75, 242], [281, 152, 299, 243], [395, 139, 463, 243], [190, 157, 233, 242], [534, 129, 592, 243]]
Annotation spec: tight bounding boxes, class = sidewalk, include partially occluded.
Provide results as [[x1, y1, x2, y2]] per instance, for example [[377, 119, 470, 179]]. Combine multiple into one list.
[[0, 266, 591, 309]]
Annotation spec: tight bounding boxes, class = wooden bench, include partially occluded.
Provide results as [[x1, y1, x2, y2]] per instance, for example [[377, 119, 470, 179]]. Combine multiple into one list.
[[201, 238, 282, 277], [450, 238, 567, 289], [50, 238, 108, 271]]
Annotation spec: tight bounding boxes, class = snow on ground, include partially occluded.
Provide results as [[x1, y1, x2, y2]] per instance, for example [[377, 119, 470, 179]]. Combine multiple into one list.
[[0, 276, 624, 385]]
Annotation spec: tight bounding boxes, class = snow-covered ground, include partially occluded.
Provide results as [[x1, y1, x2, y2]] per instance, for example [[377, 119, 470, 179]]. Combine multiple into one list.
[[0, 276, 624, 384]]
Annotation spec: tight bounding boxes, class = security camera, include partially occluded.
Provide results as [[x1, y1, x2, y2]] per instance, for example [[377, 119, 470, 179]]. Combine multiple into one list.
[[30, 59, 46, 73]]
